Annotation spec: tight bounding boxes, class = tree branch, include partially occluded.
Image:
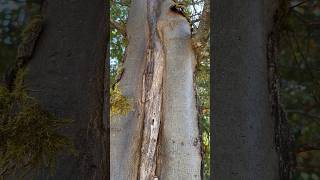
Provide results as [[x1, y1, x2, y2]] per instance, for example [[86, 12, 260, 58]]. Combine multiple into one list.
[[290, 0, 308, 9], [308, 21, 320, 27], [296, 144, 320, 153], [191, 0, 209, 64], [110, 19, 127, 36], [286, 110, 320, 120], [295, 165, 320, 172]]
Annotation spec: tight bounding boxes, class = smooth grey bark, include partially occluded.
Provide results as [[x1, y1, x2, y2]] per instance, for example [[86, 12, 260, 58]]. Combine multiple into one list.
[[157, 1, 201, 179], [22, 0, 108, 179], [110, 0, 201, 179], [110, 0, 147, 178], [212, 0, 280, 179]]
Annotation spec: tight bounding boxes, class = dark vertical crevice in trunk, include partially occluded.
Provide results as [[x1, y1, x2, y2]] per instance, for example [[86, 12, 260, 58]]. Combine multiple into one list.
[[154, 100, 164, 178], [267, 3, 294, 178], [194, 73, 204, 179], [103, 0, 110, 177], [154, 18, 168, 179], [267, 31, 292, 180]]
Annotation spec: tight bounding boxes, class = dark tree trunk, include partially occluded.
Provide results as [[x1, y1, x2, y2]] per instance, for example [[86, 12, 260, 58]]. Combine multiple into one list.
[[212, 0, 283, 179], [22, 0, 108, 179]]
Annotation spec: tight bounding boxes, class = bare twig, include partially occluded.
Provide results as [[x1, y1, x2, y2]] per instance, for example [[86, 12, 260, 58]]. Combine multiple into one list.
[[289, 31, 320, 103], [191, 0, 209, 64], [290, 0, 309, 9], [295, 165, 320, 172], [296, 144, 320, 153], [286, 109, 320, 121]]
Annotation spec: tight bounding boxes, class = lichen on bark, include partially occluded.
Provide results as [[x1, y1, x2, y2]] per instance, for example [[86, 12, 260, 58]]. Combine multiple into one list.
[[110, 83, 132, 116], [0, 69, 76, 179], [5, 15, 44, 91]]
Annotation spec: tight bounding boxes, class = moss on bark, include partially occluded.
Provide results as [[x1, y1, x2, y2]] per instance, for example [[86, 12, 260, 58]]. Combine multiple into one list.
[[0, 69, 76, 179]]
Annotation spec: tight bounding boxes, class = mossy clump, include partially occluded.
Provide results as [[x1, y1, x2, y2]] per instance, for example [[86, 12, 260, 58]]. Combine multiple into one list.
[[21, 15, 44, 43], [0, 69, 76, 178], [110, 84, 132, 116]]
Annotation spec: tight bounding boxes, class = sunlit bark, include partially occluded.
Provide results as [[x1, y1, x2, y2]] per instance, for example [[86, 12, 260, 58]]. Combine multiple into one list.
[[110, 0, 201, 179]]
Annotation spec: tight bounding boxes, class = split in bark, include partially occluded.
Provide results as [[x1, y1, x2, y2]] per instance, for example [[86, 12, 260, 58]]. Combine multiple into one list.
[[267, 2, 295, 178], [137, 0, 201, 179], [111, 0, 201, 178], [138, 0, 165, 179]]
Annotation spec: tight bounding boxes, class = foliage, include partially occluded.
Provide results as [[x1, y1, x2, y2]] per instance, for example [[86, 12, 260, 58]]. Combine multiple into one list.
[[110, 0, 128, 84], [110, 84, 132, 116], [109, 0, 132, 118], [184, 0, 210, 178], [279, 0, 320, 178], [0, 70, 76, 178], [20, 14, 43, 43], [195, 54, 210, 179], [0, 0, 42, 76]]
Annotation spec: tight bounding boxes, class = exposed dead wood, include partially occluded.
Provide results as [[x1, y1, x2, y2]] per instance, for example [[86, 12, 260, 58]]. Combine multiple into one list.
[[138, 0, 165, 179]]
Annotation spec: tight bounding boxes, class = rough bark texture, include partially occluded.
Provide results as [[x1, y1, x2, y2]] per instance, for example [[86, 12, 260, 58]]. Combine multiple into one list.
[[22, 0, 108, 179], [111, 0, 201, 179], [138, 0, 164, 178], [267, 1, 294, 178], [212, 0, 280, 179]]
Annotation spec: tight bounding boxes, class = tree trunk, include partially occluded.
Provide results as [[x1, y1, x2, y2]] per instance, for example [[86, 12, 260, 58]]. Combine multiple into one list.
[[22, 0, 108, 179], [212, 0, 286, 179], [110, 0, 202, 179]]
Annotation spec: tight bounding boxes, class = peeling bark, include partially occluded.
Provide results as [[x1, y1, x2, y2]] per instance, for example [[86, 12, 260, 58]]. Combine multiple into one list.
[[138, 0, 164, 178]]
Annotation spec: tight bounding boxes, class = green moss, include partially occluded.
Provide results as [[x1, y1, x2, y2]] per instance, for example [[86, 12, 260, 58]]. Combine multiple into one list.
[[21, 15, 44, 43], [110, 84, 132, 116], [116, 65, 124, 78], [0, 69, 76, 179]]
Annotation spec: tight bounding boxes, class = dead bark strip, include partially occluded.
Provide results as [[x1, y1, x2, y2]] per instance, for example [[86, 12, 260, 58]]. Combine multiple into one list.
[[138, 0, 165, 179]]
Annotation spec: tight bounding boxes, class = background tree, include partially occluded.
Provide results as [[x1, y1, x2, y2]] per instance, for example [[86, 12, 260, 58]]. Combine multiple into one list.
[[212, 0, 320, 179], [279, 0, 320, 179]]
